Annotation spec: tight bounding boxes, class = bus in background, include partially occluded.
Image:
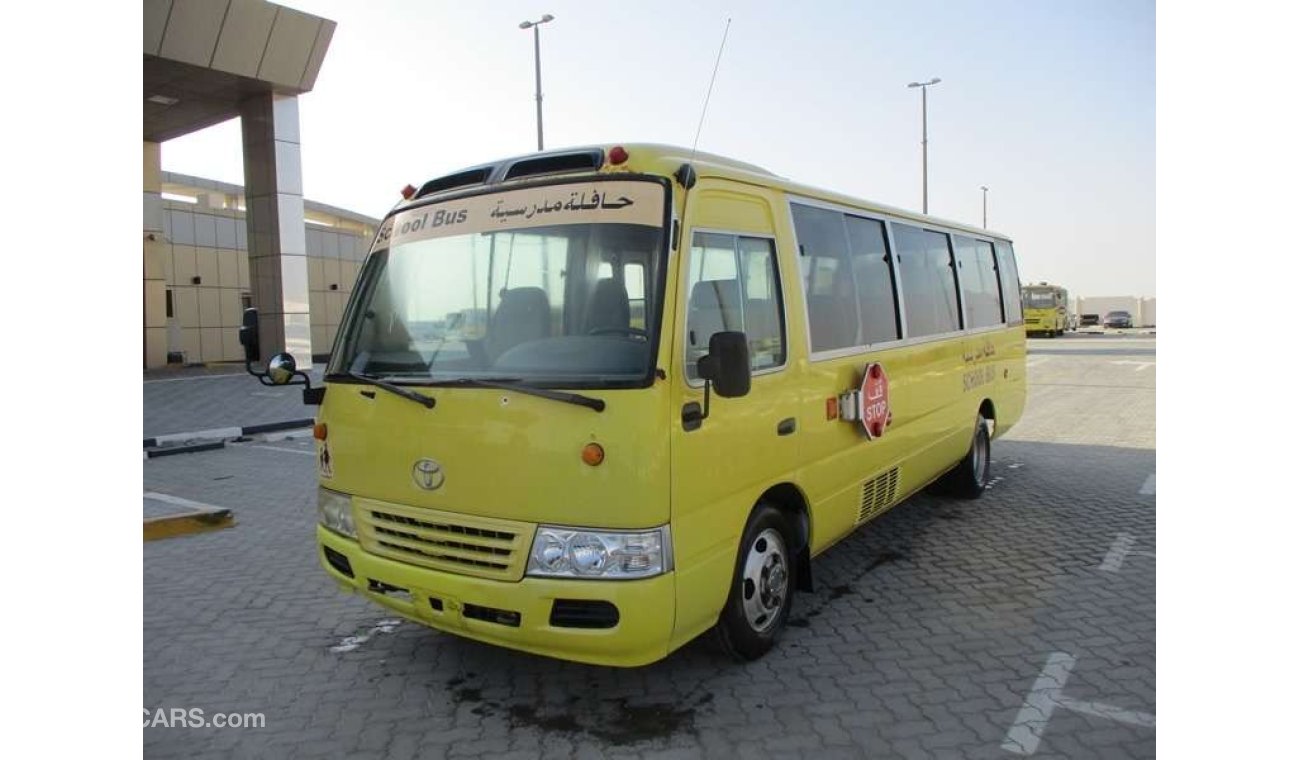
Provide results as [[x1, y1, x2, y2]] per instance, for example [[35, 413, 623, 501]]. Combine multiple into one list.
[[240, 144, 1028, 667], [1021, 282, 1069, 337]]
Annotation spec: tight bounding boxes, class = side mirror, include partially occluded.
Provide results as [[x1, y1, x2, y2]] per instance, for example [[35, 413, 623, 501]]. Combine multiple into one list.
[[238, 308, 322, 405], [267, 353, 297, 385], [698, 331, 751, 398], [239, 308, 260, 362]]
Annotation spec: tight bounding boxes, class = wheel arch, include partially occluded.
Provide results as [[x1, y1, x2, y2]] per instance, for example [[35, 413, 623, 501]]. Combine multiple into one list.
[[756, 482, 813, 592], [979, 398, 997, 436]]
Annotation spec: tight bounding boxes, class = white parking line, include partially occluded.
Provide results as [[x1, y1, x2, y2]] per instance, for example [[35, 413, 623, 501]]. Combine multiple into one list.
[[261, 429, 312, 443], [1003, 652, 1155, 755], [1099, 533, 1136, 572], [1056, 696, 1157, 728], [1109, 360, 1155, 372], [1003, 652, 1075, 755], [142, 373, 245, 384], [244, 444, 316, 456], [144, 491, 223, 510], [1139, 472, 1156, 495], [1099, 532, 1156, 573], [150, 426, 242, 446]]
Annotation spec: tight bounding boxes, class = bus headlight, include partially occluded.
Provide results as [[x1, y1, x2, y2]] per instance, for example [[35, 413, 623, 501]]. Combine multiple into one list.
[[526, 525, 672, 579], [318, 487, 356, 538]]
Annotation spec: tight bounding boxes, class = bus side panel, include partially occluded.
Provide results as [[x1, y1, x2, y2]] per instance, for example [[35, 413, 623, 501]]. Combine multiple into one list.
[[797, 325, 1025, 560], [989, 325, 1028, 435], [794, 338, 966, 557]]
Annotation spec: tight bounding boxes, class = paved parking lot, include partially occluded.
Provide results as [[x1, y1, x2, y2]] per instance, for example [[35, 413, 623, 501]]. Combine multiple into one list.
[[143, 334, 1155, 759]]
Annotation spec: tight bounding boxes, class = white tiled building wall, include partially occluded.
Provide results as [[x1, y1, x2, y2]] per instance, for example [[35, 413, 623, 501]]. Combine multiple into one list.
[[160, 197, 371, 363]]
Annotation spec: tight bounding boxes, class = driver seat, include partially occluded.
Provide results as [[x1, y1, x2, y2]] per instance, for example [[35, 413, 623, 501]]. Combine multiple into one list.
[[585, 278, 631, 334], [487, 286, 550, 360]]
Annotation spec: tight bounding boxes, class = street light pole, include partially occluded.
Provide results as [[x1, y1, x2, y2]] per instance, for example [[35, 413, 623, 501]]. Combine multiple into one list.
[[519, 14, 555, 152], [981, 185, 988, 228], [907, 77, 941, 214]]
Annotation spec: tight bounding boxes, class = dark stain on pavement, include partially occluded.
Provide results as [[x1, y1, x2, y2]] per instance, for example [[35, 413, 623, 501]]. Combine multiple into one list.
[[863, 549, 905, 574], [445, 678, 711, 745], [789, 550, 903, 627]]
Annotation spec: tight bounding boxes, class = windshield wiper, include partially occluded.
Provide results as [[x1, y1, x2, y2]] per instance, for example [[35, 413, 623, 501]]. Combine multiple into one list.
[[343, 372, 436, 409], [428, 377, 605, 413]]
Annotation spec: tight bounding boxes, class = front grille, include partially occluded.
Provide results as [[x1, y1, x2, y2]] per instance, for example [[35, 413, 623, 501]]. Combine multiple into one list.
[[355, 499, 533, 581], [858, 467, 900, 523]]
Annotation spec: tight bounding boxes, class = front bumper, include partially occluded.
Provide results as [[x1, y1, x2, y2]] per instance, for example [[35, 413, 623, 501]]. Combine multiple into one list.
[[317, 526, 676, 667]]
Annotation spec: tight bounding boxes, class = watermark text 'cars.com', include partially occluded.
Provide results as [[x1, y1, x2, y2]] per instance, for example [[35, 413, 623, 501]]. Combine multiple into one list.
[[144, 708, 266, 729]]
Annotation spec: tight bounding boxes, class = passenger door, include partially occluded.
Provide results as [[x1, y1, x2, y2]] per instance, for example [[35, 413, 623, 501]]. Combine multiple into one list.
[[667, 185, 802, 646]]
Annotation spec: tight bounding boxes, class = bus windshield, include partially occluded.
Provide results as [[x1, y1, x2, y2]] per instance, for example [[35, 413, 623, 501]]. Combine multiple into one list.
[[331, 181, 667, 387], [1024, 291, 1057, 308]]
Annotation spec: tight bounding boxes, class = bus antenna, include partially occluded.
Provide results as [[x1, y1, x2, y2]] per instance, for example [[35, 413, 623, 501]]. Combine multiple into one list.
[[675, 17, 732, 248], [688, 17, 732, 171]]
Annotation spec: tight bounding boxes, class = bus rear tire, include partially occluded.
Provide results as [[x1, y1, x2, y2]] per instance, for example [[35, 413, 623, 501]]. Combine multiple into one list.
[[940, 414, 991, 500], [713, 503, 795, 661]]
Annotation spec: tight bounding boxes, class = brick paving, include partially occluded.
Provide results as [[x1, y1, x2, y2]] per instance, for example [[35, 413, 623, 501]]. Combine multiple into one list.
[[143, 366, 323, 439], [143, 334, 1155, 758]]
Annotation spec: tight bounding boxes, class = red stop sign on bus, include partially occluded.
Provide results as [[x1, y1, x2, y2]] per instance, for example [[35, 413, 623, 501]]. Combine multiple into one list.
[[859, 362, 891, 439]]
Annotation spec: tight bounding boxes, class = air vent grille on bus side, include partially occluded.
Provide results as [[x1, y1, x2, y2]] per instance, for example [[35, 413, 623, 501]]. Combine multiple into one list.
[[503, 150, 603, 180], [858, 467, 900, 523], [415, 167, 492, 199]]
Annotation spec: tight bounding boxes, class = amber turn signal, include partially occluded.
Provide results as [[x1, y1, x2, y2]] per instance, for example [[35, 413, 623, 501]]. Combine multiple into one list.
[[581, 443, 605, 466], [313, 422, 328, 441]]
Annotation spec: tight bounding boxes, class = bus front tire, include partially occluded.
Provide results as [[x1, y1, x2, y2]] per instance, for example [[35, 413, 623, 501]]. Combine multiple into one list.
[[713, 504, 795, 661], [941, 414, 991, 500]]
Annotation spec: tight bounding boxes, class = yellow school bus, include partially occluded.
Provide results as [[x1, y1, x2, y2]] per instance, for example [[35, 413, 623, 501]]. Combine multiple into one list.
[[243, 144, 1027, 666], [1021, 282, 1069, 337]]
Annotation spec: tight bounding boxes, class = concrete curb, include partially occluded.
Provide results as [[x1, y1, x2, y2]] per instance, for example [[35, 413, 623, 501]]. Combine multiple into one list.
[[143, 491, 236, 541], [144, 508, 235, 541], [144, 418, 314, 458]]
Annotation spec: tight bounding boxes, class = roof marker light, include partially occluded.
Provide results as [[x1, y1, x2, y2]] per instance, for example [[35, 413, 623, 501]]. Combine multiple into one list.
[[401, 184, 417, 200], [608, 146, 629, 166]]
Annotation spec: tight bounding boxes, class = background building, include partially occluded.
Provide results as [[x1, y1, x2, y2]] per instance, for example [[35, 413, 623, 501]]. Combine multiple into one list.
[[152, 172, 375, 365], [145, 0, 341, 369]]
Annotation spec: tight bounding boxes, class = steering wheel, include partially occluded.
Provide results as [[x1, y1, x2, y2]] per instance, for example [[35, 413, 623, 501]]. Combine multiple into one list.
[[588, 327, 649, 339]]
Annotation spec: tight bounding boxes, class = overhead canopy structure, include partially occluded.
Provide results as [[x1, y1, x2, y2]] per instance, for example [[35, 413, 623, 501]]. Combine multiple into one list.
[[143, 0, 337, 369], [144, 0, 334, 141]]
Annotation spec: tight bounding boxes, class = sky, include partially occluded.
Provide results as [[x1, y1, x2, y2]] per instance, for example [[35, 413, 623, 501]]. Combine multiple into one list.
[[161, 0, 1155, 298]]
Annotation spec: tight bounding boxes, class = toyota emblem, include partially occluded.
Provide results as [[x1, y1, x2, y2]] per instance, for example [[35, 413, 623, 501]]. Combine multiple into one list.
[[412, 458, 444, 491]]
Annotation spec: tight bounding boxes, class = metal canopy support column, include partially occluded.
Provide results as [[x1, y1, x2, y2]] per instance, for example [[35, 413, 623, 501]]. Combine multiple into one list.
[[240, 92, 312, 369]]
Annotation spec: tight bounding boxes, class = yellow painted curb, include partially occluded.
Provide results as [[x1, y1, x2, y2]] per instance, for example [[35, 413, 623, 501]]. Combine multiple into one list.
[[143, 509, 235, 541]]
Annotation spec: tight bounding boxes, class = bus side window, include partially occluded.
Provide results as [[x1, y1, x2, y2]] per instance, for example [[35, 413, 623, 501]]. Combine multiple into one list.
[[892, 223, 961, 337], [738, 237, 785, 370], [994, 241, 1023, 324], [953, 235, 1003, 329], [845, 215, 900, 343], [791, 204, 858, 352], [685, 232, 786, 379], [625, 262, 646, 329]]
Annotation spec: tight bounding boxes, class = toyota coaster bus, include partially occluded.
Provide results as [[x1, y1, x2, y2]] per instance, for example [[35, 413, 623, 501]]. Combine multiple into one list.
[[241, 143, 1027, 667], [1021, 282, 1069, 337]]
